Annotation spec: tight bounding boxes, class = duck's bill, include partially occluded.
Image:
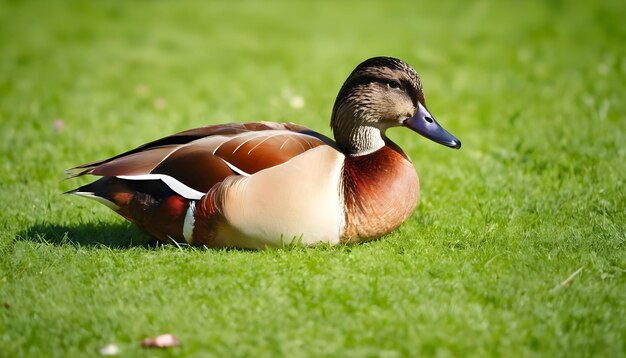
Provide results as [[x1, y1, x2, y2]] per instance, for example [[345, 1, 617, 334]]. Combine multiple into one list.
[[404, 102, 461, 149]]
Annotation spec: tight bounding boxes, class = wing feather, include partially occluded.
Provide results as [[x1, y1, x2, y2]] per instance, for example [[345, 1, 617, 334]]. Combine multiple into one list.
[[68, 122, 332, 194]]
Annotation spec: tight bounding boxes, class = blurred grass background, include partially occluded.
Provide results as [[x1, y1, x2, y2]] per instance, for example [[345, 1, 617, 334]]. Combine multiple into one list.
[[1, 0, 625, 356]]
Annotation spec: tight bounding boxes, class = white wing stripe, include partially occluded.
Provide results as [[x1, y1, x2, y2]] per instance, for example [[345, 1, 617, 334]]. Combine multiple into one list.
[[221, 159, 251, 176], [117, 174, 205, 200], [212, 141, 224, 155], [182, 201, 196, 243]]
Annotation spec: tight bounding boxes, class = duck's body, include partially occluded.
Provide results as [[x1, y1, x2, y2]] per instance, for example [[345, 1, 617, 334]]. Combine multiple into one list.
[[68, 57, 460, 248]]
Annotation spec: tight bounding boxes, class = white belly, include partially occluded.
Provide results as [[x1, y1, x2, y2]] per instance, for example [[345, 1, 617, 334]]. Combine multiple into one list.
[[217, 146, 346, 249]]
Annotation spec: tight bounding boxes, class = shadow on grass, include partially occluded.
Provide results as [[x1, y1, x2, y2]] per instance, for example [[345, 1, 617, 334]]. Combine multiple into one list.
[[17, 222, 154, 248]]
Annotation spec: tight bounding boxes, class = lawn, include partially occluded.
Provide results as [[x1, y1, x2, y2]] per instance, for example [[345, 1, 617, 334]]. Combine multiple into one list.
[[1, 0, 625, 356]]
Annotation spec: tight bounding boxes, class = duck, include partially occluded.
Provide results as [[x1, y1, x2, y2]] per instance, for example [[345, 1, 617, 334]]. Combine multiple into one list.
[[66, 56, 461, 249]]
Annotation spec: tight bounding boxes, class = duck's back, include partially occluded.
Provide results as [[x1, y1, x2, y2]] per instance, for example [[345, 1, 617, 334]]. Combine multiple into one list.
[[69, 122, 331, 191]]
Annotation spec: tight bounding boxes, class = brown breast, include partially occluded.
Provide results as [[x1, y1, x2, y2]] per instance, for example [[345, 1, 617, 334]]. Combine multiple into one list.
[[341, 144, 419, 243]]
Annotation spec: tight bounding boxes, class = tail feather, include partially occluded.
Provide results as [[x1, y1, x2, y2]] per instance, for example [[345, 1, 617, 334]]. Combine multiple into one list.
[[69, 189, 121, 210], [63, 166, 94, 179], [67, 177, 134, 210], [67, 176, 190, 244]]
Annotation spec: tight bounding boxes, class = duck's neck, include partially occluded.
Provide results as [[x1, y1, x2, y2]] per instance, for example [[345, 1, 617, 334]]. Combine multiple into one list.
[[332, 106, 387, 156], [331, 81, 391, 156], [334, 124, 386, 156]]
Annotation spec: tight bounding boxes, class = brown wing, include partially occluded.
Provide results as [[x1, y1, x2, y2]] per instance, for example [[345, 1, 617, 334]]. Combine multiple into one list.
[[67, 122, 334, 194]]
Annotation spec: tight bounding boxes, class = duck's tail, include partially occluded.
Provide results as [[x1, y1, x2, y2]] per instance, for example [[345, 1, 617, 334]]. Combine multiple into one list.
[[66, 177, 192, 244]]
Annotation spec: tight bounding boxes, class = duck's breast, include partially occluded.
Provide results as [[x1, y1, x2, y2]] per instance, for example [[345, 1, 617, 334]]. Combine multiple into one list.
[[341, 145, 419, 243]]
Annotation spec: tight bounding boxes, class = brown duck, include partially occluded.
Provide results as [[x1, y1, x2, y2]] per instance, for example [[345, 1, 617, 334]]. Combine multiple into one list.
[[67, 57, 461, 249]]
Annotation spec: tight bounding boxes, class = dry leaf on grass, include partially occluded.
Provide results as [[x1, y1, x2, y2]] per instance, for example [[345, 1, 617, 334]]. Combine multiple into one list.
[[551, 266, 584, 292], [53, 119, 64, 133], [141, 333, 179, 349]]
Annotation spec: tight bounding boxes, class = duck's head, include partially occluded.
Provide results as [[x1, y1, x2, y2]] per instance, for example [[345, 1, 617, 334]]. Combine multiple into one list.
[[331, 56, 461, 155]]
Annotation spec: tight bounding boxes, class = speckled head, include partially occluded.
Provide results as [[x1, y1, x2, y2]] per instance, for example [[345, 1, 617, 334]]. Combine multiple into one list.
[[331, 56, 461, 155]]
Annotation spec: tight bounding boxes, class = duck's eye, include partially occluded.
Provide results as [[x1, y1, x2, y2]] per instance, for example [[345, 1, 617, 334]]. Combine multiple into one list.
[[387, 80, 401, 89]]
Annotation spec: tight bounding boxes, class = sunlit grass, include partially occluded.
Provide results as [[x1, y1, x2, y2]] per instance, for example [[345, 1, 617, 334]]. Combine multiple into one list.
[[1, 0, 624, 356]]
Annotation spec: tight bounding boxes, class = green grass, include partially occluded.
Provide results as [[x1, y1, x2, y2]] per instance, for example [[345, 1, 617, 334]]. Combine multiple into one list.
[[1, 0, 625, 356]]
